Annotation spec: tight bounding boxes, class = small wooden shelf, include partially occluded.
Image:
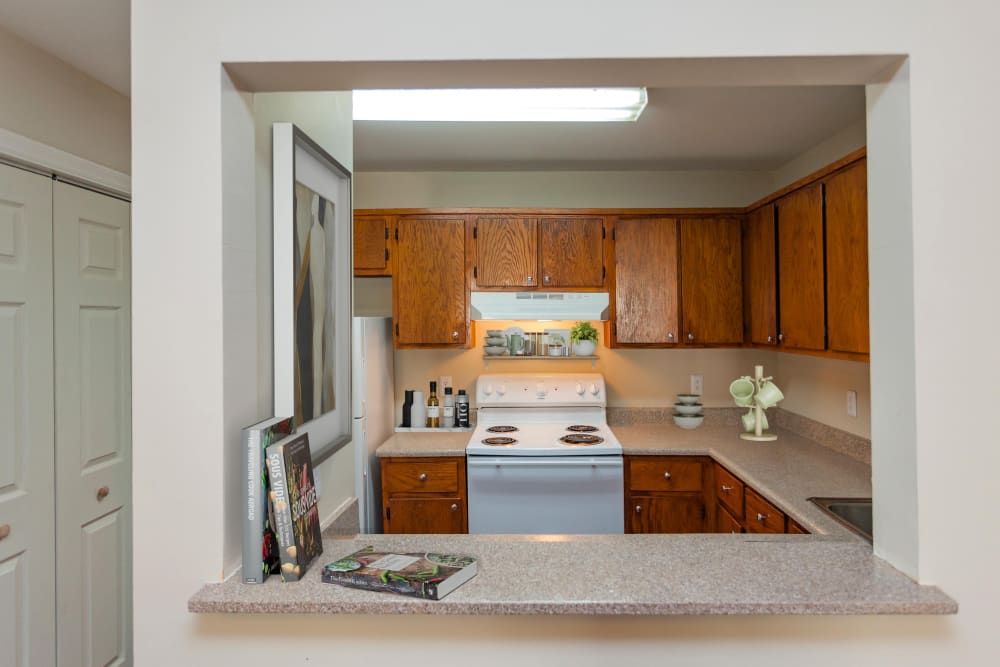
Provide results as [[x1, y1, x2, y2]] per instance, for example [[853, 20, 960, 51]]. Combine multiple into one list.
[[482, 355, 600, 368]]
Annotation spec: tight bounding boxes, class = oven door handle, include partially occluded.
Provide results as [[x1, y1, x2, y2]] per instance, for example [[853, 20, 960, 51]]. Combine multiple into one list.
[[467, 458, 622, 469]]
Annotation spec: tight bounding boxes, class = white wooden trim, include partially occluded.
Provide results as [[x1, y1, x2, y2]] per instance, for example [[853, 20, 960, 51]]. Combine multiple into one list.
[[0, 128, 130, 198], [272, 122, 295, 419]]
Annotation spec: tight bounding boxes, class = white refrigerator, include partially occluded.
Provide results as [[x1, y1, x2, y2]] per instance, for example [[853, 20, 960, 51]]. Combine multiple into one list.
[[352, 317, 395, 533]]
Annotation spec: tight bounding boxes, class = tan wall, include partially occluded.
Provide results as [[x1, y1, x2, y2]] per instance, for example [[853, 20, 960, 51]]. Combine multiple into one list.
[[0, 25, 130, 173]]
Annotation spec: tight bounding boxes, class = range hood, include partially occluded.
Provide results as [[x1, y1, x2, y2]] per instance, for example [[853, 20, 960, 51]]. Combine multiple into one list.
[[470, 291, 610, 321]]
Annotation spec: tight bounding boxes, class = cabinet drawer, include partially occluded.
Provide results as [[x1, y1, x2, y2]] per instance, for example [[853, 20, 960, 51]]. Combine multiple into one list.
[[628, 457, 704, 492], [745, 487, 787, 534], [787, 519, 809, 534], [716, 502, 743, 534], [382, 458, 461, 493], [714, 464, 745, 520]]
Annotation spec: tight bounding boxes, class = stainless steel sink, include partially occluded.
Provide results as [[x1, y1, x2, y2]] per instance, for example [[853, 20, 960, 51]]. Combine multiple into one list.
[[808, 497, 872, 542]]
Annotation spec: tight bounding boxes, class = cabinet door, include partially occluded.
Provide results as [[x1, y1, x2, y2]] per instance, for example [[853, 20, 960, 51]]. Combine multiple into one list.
[[354, 215, 390, 276], [538, 217, 605, 288], [777, 183, 825, 350], [743, 205, 778, 345], [680, 218, 743, 345], [613, 218, 679, 345], [744, 488, 787, 534], [0, 163, 56, 667], [628, 495, 706, 533], [384, 497, 466, 534], [475, 216, 537, 288], [394, 217, 469, 347], [716, 503, 743, 533], [825, 160, 869, 354]]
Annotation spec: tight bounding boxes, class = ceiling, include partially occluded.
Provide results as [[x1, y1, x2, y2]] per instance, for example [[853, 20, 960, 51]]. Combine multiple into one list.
[[0, 4, 866, 171], [354, 86, 865, 172]]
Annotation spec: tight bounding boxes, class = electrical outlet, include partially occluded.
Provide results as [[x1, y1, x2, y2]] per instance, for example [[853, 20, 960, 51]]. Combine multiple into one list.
[[690, 374, 704, 396], [846, 390, 858, 417]]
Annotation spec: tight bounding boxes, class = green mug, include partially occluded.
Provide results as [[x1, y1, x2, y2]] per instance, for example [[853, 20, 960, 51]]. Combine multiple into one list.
[[755, 380, 784, 409], [729, 376, 754, 407], [508, 333, 524, 355]]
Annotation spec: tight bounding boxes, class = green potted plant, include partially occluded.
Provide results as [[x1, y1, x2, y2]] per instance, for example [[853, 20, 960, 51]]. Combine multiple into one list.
[[569, 321, 599, 356]]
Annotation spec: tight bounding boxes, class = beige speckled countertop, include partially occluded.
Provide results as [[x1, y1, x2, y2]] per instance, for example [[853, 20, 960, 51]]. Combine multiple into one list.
[[190, 422, 956, 615]]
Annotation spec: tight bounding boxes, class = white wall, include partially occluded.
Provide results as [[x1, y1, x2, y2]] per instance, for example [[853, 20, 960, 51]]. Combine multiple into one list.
[[0, 24, 130, 173], [770, 118, 866, 191], [132, 1, 999, 664]]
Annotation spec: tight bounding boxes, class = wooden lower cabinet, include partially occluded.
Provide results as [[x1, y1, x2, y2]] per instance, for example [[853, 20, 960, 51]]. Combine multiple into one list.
[[380, 456, 467, 534], [716, 503, 743, 534], [624, 456, 712, 533], [744, 487, 787, 534]]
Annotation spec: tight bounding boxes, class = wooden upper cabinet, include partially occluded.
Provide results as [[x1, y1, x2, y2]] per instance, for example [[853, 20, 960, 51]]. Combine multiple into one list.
[[538, 217, 605, 288], [613, 217, 679, 345], [743, 206, 778, 345], [475, 216, 537, 288], [353, 215, 391, 276], [393, 216, 469, 347], [679, 217, 743, 345], [777, 183, 826, 350], [825, 159, 869, 354]]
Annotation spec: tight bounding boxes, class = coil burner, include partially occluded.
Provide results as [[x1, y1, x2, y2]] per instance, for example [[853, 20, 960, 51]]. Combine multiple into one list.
[[566, 425, 599, 433], [558, 434, 605, 446], [486, 425, 519, 433], [481, 437, 517, 446]]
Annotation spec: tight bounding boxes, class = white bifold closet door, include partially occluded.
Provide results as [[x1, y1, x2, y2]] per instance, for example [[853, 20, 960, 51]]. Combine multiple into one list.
[[0, 163, 56, 667], [53, 181, 132, 667]]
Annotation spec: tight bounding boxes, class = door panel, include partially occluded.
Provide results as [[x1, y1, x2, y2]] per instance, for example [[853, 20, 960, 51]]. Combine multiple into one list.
[[628, 495, 706, 533], [353, 215, 389, 275], [744, 206, 778, 345], [385, 497, 466, 534], [680, 218, 743, 345], [54, 182, 131, 667], [825, 160, 869, 354], [538, 217, 604, 288], [0, 163, 55, 667], [777, 184, 825, 350], [613, 218, 679, 345], [475, 216, 537, 287]]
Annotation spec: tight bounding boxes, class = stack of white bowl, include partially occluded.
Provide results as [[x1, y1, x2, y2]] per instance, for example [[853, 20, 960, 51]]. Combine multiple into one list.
[[484, 330, 507, 356], [673, 394, 704, 429]]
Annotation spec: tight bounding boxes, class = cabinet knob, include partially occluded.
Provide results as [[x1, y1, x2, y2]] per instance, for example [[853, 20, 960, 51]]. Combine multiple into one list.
[[543, 275, 551, 284], [450, 504, 458, 512], [687, 332, 695, 341], [0, 524, 9, 541], [767, 335, 774, 343], [667, 332, 674, 341], [635, 505, 642, 513], [451, 330, 459, 340], [418, 473, 427, 481], [97, 486, 110, 501], [756, 512, 768, 522], [663, 471, 672, 480], [721, 484, 733, 493], [527, 275, 533, 283], [778, 333, 784, 342]]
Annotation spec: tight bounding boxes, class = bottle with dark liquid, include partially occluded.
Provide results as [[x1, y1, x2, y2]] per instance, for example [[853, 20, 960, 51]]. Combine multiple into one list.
[[426, 381, 440, 427]]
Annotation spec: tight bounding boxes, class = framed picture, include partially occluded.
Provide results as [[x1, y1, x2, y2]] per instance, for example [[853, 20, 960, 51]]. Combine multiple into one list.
[[273, 123, 352, 464]]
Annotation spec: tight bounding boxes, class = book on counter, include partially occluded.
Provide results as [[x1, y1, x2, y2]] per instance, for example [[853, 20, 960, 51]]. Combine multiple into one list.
[[322, 546, 478, 600], [266, 432, 323, 582], [241, 415, 294, 584]]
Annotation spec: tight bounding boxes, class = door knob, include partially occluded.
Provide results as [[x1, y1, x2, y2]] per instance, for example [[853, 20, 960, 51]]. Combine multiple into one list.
[[527, 275, 533, 283], [767, 335, 774, 343], [663, 471, 672, 480], [418, 473, 427, 481], [667, 332, 674, 341], [756, 512, 768, 522], [687, 333, 695, 341], [452, 330, 459, 340], [543, 275, 551, 284], [97, 486, 110, 501], [721, 484, 733, 493], [450, 504, 458, 512], [635, 505, 642, 513]]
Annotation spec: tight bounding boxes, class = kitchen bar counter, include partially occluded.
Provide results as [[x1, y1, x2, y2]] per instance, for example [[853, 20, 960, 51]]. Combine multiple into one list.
[[189, 533, 955, 615], [375, 431, 470, 457]]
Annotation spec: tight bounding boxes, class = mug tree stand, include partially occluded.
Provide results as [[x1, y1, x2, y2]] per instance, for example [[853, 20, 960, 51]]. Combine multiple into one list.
[[740, 365, 778, 442]]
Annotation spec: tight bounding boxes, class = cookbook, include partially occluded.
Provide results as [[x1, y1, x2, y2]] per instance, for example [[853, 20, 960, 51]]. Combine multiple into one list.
[[266, 432, 323, 582], [241, 415, 294, 584], [322, 546, 478, 600]]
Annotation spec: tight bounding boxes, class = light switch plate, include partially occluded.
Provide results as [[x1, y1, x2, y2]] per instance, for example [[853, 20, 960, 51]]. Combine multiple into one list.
[[690, 374, 704, 396], [847, 390, 858, 417]]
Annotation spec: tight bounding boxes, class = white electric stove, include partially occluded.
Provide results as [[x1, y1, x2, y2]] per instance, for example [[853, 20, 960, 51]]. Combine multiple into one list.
[[466, 373, 624, 534]]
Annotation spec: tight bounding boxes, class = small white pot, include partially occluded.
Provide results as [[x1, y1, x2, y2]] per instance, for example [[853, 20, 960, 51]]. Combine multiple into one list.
[[572, 340, 597, 356]]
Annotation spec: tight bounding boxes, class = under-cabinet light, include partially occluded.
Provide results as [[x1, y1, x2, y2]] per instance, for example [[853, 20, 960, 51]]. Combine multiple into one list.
[[353, 88, 648, 122]]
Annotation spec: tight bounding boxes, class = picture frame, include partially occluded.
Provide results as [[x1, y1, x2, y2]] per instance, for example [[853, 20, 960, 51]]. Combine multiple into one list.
[[272, 123, 352, 464]]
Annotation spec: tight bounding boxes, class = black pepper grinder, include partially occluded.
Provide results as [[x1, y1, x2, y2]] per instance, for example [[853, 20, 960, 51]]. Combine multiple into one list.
[[401, 390, 414, 427]]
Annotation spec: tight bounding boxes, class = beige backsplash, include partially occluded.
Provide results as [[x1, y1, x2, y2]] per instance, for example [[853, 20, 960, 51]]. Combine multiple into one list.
[[391, 319, 871, 440]]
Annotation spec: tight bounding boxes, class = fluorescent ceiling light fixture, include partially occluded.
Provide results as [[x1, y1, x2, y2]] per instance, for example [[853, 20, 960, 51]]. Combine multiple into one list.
[[353, 87, 648, 122]]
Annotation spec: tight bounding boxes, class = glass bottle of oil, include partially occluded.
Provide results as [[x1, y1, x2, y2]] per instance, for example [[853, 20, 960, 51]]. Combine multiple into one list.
[[426, 381, 440, 427]]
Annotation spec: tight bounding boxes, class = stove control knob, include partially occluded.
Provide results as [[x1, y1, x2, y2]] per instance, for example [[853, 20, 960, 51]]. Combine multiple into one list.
[[497, 383, 507, 396], [536, 382, 547, 398], [589, 383, 599, 396], [484, 384, 493, 396], [575, 382, 585, 396]]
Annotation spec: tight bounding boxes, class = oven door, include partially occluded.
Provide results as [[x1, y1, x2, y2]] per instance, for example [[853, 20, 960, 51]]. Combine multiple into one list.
[[467, 456, 624, 534]]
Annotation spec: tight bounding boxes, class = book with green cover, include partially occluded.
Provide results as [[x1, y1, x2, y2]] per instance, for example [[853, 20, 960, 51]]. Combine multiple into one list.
[[241, 416, 294, 584], [321, 546, 478, 600]]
